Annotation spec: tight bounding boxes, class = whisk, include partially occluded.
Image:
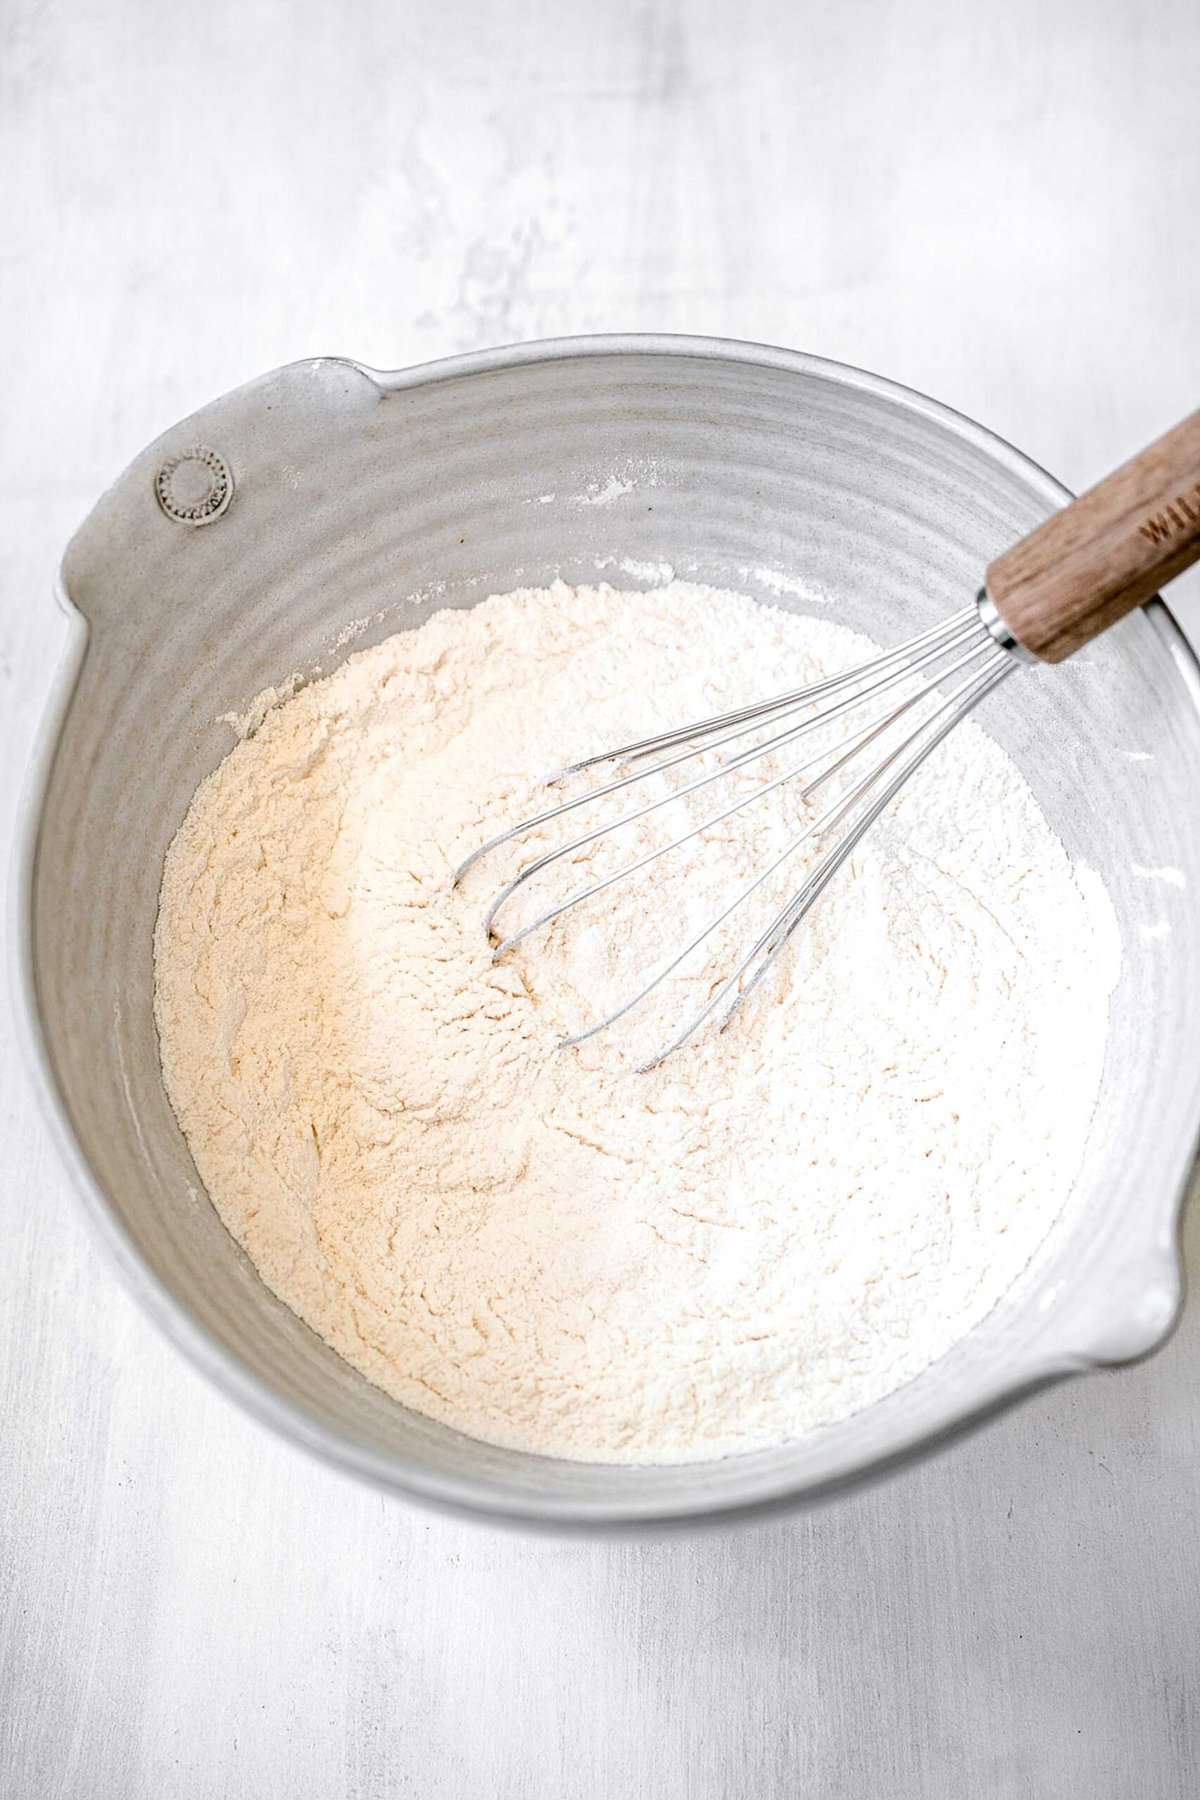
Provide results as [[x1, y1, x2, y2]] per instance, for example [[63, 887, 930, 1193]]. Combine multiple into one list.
[[457, 410, 1200, 1068]]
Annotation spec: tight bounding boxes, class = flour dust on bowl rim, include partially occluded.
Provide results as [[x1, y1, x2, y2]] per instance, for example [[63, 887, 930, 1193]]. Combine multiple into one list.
[[16, 334, 1200, 1529]]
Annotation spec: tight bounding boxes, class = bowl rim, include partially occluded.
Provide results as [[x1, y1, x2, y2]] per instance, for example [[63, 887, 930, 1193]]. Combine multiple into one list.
[[13, 331, 1200, 1531]]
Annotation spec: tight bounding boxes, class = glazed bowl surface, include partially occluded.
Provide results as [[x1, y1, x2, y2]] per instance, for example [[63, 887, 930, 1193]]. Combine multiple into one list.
[[17, 336, 1200, 1527]]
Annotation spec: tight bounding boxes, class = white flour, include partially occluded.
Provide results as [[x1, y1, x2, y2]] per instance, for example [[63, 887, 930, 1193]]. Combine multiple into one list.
[[154, 581, 1119, 1463]]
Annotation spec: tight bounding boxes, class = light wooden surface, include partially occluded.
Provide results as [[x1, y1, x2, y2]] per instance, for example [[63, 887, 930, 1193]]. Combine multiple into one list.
[[4, 2, 1200, 1795]]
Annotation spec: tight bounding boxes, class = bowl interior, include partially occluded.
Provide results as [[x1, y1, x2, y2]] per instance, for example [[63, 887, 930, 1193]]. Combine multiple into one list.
[[28, 344, 1200, 1523]]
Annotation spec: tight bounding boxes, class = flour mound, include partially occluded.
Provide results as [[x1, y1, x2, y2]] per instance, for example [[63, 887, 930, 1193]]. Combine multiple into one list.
[[153, 582, 1118, 1463]]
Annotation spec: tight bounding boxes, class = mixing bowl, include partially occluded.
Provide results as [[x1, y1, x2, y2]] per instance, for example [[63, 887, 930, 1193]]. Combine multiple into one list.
[[16, 336, 1200, 1528]]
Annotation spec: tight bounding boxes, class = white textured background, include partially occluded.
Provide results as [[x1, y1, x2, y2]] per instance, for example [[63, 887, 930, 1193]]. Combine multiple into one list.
[[3, 2, 1200, 1795]]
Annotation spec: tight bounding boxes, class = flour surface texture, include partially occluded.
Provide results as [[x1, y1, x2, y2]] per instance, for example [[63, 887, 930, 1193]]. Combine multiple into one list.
[[154, 582, 1118, 1463]]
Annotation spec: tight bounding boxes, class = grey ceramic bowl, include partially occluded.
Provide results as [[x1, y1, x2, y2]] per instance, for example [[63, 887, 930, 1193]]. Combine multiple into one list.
[[16, 336, 1200, 1529]]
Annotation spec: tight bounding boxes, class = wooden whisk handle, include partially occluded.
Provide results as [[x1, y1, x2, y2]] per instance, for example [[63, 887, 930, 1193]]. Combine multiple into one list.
[[985, 410, 1200, 662]]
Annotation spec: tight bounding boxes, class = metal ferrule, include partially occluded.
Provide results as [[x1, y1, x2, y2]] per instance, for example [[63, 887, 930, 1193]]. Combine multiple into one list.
[[975, 586, 1037, 663]]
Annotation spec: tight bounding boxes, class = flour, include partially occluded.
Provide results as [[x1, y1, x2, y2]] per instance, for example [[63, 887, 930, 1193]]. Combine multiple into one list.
[[153, 581, 1119, 1463]]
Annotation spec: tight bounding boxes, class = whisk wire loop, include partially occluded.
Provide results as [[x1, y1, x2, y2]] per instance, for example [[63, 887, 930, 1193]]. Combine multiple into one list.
[[455, 607, 1015, 1065], [490, 630, 1001, 959], [633, 655, 1013, 1070], [453, 607, 983, 890]]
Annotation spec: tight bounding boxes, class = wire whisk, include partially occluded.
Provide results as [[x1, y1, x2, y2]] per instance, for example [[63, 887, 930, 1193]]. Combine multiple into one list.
[[455, 404, 1200, 1067], [455, 605, 1013, 1068]]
